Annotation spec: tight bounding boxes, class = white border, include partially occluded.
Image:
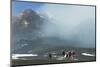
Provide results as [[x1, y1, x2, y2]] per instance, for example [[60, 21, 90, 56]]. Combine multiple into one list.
[[0, 0, 100, 67]]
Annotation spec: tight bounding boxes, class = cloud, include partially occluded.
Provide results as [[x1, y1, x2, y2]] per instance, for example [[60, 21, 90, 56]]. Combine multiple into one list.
[[38, 4, 95, 48], [11, 4, 95, 49]]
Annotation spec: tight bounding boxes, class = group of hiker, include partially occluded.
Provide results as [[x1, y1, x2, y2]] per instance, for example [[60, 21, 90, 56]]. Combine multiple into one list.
[[48, 50, 76, 59], [62, 50, 76, 59]]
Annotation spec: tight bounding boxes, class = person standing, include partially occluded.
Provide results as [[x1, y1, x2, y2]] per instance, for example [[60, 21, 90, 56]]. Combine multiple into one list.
[[48, 53, 52, 59]]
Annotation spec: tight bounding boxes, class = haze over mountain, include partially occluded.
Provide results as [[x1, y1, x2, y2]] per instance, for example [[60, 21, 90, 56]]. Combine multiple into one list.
[[11, 9, 45, 50], [11, 8, 95, 53]]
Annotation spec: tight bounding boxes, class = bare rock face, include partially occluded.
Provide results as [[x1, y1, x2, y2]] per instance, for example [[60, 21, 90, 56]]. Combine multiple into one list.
[[11, 9, 44, 50], [11, 9, 43, 35]]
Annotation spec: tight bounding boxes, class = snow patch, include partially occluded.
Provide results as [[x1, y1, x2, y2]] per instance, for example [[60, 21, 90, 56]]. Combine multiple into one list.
[[12, 54, 38, 59], [81, 53, 95, 56]]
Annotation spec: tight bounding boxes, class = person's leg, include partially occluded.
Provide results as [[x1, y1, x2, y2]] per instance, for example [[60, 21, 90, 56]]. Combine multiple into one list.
[[71, 55, 74, 60], [64, 54, 66, 58]]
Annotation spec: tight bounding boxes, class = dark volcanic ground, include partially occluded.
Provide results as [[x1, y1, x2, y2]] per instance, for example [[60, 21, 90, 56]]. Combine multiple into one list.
[[11, 48, 96, 66]]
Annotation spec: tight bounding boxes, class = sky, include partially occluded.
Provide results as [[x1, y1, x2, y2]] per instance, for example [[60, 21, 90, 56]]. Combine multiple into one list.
[[12, 1, 96, 48], [12, 1, 44, 15]]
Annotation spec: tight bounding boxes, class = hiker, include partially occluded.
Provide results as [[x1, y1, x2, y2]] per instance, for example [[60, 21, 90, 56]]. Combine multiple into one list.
[[48, 53, 52, 59], [62, 51, 65, 56], [70, 50, 76, 59], [62, 50, 76, 59], [62, 50, 69, 58]]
